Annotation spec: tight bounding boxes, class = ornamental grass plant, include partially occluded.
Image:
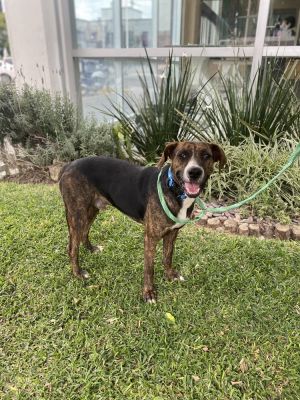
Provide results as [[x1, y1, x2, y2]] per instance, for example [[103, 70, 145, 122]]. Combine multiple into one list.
[[104, 52, 206, 164], [189, 59, 300, 145], [206, 138, 300, 221]]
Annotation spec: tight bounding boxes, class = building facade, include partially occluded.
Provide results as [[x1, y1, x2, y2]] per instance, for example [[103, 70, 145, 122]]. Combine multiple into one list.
[[5, 0, 300, 119]]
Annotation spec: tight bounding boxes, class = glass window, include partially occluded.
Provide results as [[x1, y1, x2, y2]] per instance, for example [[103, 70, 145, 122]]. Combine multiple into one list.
[[78, 56, 251, 120], [73, 0, 116, 48], [79, 57, 161, 118], [181, 0, 259, 47], [120, 0, 177, 47], [121, 0, 153, 47], [72, 0, 260, 49], [158, 0, 172, 47], [192, 57, 251, 86], [78, 58, 120, 119], [265, 0, 300, 46]]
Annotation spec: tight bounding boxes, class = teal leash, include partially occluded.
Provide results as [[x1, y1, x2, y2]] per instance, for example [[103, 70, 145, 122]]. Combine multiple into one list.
[[157, 142, 300, 225]]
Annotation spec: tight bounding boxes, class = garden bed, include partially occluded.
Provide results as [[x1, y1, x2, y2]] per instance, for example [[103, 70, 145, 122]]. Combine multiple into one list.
[[3, 165, 53, 184]]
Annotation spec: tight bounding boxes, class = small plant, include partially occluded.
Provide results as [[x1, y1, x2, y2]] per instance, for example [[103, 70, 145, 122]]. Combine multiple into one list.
[[103, 51, 205, 164], [206, 138, 300, 219], [0, 83, 78, 146], [28, 120, 116, 166], [0, 83, 116, 164]]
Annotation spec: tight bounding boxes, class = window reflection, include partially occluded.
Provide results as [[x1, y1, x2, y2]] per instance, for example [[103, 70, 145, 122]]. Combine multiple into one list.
[[182, 0, 259, 47], [73, 0, 259, 48], [158, 0, 172, 46], [266, 0, 300, 45], [73, 0, 114, 48], [79, 58, 119, 119], [79, 57, 251, 120], [121, 0, 153, 47]]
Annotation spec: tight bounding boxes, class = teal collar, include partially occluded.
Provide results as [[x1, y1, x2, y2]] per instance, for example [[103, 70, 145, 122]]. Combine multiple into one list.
[[167, 167, 187, 201]]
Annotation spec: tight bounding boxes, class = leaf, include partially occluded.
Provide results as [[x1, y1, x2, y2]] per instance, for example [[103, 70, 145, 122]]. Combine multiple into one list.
[[231, 381, 243, 386], [192, 375, 200, 382], [239, 357, 248, 373], [106, 317, 118, 324], [165, 312, 176, 323]]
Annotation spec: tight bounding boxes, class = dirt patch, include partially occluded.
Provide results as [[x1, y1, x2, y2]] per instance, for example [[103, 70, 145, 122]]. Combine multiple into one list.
[[3, 167, 55, 184]]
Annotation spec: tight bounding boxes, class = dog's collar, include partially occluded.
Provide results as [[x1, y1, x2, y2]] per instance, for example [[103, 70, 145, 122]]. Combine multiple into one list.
[[167, 167, 187, 201]]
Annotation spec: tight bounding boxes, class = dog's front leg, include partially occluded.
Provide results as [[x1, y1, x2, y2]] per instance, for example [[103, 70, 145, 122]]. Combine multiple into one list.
[[163, 229, 184, 281], [143, 233, 158, 303]]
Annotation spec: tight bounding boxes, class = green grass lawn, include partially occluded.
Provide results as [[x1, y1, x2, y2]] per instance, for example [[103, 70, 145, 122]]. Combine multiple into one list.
[[0, 182, 299, 400]]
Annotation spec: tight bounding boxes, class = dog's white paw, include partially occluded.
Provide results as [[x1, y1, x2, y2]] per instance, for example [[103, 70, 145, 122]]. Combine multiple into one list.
[[173, 274, 185, 282], [165, 270, 185, 282], [94, 245, 104, 253], [81, 270, 90, 279], [143, 289, 156, 304], [147, 298, 156, 304]]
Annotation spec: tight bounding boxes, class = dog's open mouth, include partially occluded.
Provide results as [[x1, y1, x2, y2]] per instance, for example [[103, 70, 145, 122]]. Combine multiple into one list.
[[183, 181, 201, 197]]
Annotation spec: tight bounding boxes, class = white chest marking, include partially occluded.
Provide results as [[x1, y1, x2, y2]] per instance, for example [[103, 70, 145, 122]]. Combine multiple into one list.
[[172, 197, 195, 229]]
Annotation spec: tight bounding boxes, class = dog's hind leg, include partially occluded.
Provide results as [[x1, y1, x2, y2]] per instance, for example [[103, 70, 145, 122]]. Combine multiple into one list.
[[82, 206, 102, 253], [60, 172, 102, 279], [163, 229, 184, 281], [66, 210, 90, 279]]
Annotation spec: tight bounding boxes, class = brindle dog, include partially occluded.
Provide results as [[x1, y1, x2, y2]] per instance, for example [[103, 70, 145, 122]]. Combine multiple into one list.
[[59, 141, 226, 303]]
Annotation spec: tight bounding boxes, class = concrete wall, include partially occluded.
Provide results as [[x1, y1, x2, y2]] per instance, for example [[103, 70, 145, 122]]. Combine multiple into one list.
[[4, 0, 76, 99]]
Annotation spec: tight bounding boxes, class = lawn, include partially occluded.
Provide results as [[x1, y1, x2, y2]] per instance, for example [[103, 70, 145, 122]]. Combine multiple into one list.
[[0, 182, 299, 400]]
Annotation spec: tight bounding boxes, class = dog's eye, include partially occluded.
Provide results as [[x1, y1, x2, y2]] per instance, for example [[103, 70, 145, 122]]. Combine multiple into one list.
[[202, 153, 212, 160], [178, 152, 187, 159]]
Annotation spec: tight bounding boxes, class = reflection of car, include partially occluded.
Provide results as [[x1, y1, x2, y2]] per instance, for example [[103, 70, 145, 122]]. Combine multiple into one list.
[[91, 70, 105, 79], [0, 57, 15, 83]]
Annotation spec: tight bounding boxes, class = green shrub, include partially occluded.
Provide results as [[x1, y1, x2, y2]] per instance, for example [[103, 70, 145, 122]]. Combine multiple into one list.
[[103, 51, 204, 164], [206, 138, 300, 220], [0, 83, 77, 146], [0, 83, 116, 164], [188, 59, 300, 145], [29, 121, 116, 166]]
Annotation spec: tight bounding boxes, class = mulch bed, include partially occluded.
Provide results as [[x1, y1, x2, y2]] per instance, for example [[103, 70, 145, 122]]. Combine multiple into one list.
[[3, 167, 54, 185]]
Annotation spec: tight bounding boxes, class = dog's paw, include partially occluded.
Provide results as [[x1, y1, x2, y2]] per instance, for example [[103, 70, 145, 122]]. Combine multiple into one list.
[[74, 269, 90, 279], [143, 289, 157, 304], [91, 245, 104, 253], [81, 270, 90, 279], [165, 269, 185, 282]]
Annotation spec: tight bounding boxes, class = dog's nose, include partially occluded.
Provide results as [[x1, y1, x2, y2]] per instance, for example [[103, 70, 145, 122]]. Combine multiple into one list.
[[188, 167, 203, 180]]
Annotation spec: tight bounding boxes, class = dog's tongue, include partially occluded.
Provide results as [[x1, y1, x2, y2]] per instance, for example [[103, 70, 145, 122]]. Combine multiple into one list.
[[184, 182, 200, 196]]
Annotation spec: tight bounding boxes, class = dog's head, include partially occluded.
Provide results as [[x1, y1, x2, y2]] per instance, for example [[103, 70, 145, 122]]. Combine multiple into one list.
[[157, 141, 226, 198]]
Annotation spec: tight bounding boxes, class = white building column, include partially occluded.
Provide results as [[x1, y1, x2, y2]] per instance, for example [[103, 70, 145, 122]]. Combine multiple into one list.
[[5, 0, 76, 101]]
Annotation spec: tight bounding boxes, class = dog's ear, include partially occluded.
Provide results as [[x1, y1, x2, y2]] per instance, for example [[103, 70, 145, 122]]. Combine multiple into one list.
[[210, 144, 227, 171], [156, 142, 178, 168]]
